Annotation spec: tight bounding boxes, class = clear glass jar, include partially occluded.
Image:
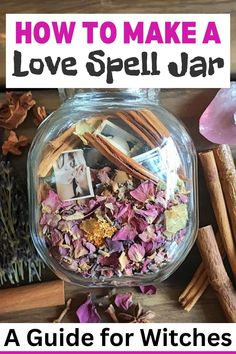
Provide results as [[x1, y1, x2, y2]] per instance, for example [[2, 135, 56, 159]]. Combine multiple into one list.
[[27, 89, 198, 287]]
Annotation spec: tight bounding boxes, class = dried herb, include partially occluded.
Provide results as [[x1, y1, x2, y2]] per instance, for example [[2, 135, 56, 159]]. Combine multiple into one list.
[[0, 160, 43, 285]]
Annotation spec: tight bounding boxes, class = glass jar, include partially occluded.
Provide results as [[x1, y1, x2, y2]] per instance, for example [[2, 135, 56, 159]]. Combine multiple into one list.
[[27, 89, 198, 287]]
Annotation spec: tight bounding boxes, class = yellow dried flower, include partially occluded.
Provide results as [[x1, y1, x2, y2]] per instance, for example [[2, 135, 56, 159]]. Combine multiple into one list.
[[80, 217, 116, 247]]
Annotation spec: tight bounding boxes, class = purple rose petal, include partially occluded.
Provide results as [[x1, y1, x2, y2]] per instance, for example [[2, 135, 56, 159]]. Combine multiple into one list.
[[50, 229, 63, 246], [177, 194, 189, 204], [76, 297, 101, 323], [114, 292, 133, 310], [73, 240, 89, 258], [141, 258, 151, 273], [106, 239, 124, 253], [199, 83, 236, 144], [130, 180, 155, 203], [139, 285, 157, 295], [85, 242, 96, 254]]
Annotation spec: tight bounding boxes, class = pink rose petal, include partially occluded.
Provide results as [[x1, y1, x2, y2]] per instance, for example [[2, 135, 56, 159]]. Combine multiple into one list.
[[139, 285, 157, 295], [97, 166, 111, 184], [139, 225, 156, 242], [199, 83, 236, 144], [114, 292, 133, 310], [112, 225, 137, 241], [42, 190, 62, 212], [128, 244, 145, 262], [130, 180, 155, 203], [76, 297, 101, 323]]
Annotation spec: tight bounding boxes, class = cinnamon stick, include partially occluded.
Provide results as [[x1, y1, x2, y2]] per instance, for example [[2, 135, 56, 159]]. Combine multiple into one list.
[[140, 109, 170, 141], [84, 132, 159, 183], [116, 111, 157, 148], [0, 280, 65, 315], [113, 109, 170, 148], [179, 263, 208, 311], [38, 134, 79, 177], [197, 226, 236, 322], [49, 126, 75, 150], [199, 151, 236, 279], [213, 145, 236, 242], [179, 232, 225, 311]]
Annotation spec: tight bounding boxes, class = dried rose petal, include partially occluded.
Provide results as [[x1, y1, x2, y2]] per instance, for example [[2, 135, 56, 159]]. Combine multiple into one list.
[[97, 166, 111, 184], [114, 292, 133, 310], [139, 285, 157, 295], [130, 180, 155, 203], [98, 253, 119, 267], [85, 242, 96, 253], [40, 213, 61, 228], [115, 202, 132, 221], [119, 251, 129, 271], [0, 91, 36, 129], [41, 190, 62, 213], [199, 83, 236, 144], [49, 229, 63, 246], [33, 105, 47, 126], [112, 225, 137, 241], [128, 244, 145, 262], [2, 130, 29, 156], [131, 216, 148, 233], [135, 204, 161, 221], [139, 225, 156, 242], [73, 240, 89, 258], [76, 297, 101, 323], [106, 239, 124, 253]]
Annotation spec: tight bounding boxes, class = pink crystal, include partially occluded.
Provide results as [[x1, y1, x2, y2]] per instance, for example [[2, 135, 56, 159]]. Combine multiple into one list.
[[199, 83, 236, 145]]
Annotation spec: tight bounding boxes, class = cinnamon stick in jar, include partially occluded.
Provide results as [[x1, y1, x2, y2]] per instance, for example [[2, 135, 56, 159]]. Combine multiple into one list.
[[199, 151, 236, 280], [213, 145, 236, 242], [197, 226, 236, 323]]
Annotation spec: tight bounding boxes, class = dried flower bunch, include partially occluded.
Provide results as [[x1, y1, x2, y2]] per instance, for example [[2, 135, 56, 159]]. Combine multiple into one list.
[[39, 109, 189, 280], [0, 160, 43, 285]]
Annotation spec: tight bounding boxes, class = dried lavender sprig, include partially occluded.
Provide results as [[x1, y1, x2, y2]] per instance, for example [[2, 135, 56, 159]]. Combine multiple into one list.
[[0, 159, 44, 286]]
